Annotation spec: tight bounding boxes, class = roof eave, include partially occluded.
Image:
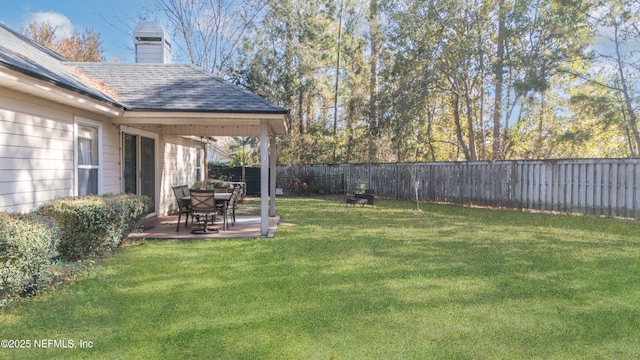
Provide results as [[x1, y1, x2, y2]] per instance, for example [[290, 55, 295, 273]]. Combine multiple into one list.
[[123, 108, 289, 115], [117, 109, 289, 135], [0, 65, 125, 117]]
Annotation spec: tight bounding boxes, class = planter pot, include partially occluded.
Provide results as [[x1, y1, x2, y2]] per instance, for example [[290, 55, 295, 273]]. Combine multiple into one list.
[[355, 193, 375, 205]]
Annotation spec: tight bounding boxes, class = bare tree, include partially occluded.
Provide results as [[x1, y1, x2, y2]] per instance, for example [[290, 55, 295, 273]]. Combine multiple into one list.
[[156, 0, 265, 76], [583, 0, 640, 157]]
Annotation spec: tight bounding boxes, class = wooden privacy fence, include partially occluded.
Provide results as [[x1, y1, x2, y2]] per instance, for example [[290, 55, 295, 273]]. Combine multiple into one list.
[[277, 159, 640, 219]]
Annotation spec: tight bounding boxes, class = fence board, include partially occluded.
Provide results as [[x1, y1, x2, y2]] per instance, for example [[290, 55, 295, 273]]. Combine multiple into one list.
[[625, 163, 632, 218], [610, 163, 618, 216], [635, 163, 640, 219], [595, 161, 602, 215], [276, 158, 640, 219]]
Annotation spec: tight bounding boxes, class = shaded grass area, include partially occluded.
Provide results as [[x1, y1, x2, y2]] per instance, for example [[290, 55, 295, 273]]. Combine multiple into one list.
[[2, 198, 640, 359]]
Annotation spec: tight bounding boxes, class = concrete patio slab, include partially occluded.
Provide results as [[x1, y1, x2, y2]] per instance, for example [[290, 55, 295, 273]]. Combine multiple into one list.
[[129, 215, 280, 240]]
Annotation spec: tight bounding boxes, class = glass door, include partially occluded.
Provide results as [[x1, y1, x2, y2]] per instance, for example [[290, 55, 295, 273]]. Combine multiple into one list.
[[140, 137, 156, 207], [123, 134, 137, 195], [123, 133, 156, 213]]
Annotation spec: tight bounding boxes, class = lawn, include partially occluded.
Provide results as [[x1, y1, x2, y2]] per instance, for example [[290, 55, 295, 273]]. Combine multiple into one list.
[[2, 198, 640, 359]]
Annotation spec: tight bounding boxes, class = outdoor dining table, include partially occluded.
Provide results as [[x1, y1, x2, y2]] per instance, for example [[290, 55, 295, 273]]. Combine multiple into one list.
[[181, 192, 232, 203], [182, 191, 233, 230]]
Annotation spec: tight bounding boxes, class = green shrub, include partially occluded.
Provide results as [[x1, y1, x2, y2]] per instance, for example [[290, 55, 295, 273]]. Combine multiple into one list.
[[101, 194, 152, 237], [0, 212, 60, 307], [41, 194, 150, 261]]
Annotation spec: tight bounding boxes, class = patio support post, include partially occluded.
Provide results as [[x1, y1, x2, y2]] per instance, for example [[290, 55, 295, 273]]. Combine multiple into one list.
[[260, 121, 269, 236], [269, 135, 277, 217]]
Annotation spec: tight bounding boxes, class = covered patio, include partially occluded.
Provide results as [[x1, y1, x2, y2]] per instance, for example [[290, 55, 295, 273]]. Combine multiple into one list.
[[118, 112, 286, 237]]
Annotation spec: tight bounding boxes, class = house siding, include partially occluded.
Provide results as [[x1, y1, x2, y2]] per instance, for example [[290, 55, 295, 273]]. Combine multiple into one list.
[[135, 44, 167, 64], [0, 88, 120, 212], [101, 122, 121, 195], [159, 136, 203, 216], [0, 89, 210, 217]]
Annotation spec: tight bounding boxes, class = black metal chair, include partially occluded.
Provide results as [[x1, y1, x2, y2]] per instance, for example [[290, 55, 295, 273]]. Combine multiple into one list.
[[172, 185, 192, 232], [223, 187, 241, 230], [189, 189, 219, 234]]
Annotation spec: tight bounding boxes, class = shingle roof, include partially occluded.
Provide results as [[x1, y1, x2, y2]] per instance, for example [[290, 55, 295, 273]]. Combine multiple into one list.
[[69, 63, 288, 114], [0, 23, 122, 108], [0, 23, 287, 115]]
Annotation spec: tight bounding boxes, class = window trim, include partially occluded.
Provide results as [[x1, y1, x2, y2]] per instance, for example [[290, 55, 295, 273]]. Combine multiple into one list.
[[74, 117, 103, 196]]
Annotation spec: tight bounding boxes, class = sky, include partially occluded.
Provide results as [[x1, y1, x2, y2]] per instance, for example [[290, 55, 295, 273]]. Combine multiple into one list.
[[0, 0, 160, 63]]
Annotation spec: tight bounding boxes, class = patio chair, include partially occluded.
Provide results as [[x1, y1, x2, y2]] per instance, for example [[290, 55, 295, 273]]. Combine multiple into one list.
[[230, 182, 246, 204], [223, 187, 241, 229], [172, 185, 192, 232], [189, 189, 219, 234]]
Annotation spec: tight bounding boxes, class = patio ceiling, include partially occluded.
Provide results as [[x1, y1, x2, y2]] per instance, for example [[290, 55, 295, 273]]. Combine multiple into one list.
[[113, 111, 288, 137]]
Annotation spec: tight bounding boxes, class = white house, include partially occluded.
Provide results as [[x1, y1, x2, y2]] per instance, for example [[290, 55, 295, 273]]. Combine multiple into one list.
[[0, 22, 288, 235], [206, 137, 234, 164]]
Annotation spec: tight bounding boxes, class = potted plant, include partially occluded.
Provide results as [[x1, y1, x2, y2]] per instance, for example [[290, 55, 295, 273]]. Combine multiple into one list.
[[208, 179, 234, 193], [192, 181, 207, 190]]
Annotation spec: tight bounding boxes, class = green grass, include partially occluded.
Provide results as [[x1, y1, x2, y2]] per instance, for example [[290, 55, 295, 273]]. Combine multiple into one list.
[[2, 198, 640, 359]]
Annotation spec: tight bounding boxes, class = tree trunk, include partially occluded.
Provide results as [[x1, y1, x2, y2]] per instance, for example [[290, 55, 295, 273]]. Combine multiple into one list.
[[537, 89, 546, 156], [298, 86, 305, 134], [283, 8, 295, 134], [452, 93, 472, 160], [464, 81, 478, 161], [478, 36, 487, 160], [368, 0, 380, 162], [333, 0, 343, 135], [492, 0, 506, 160]]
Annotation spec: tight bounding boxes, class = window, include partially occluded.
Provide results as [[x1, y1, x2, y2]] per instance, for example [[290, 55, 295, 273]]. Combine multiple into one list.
[[75, 119, 101, 196]]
